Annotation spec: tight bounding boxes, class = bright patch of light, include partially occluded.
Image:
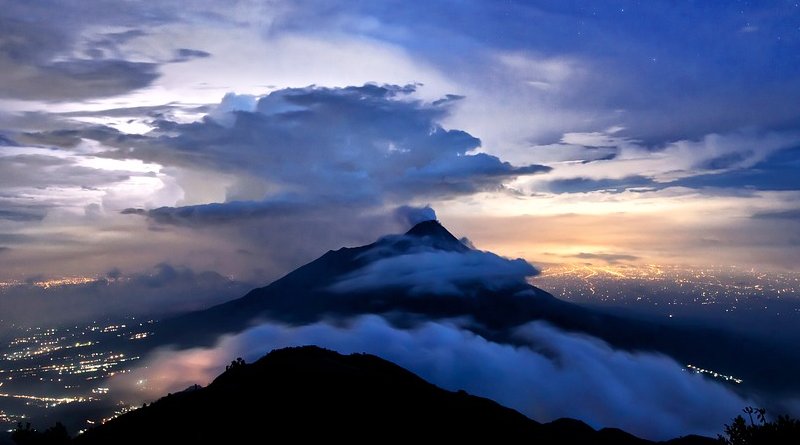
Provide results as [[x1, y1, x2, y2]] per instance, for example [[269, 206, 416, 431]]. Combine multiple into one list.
[[73, 117, 154, 135], [76, 156, 160, 174]]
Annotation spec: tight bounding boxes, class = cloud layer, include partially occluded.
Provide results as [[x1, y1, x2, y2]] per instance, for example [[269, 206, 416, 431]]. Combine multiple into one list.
[[117, 316, 747, 441], [331, 249, 538, 296]]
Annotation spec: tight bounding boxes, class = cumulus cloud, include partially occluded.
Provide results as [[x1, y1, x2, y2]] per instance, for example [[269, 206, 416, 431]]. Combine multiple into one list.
[[117, 316, 748, 440], [109, 84, 549, 227]]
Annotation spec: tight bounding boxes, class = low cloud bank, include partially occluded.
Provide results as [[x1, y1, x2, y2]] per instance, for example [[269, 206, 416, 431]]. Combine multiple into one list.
[[116, 316, 748, 440]]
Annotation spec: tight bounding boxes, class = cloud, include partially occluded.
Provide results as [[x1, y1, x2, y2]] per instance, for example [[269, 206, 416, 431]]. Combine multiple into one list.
[[0, 263, 253, 326], [0, 16, 161, 101], [117, 316, 748, 440], [569, 252, 640, 264], [0, 206, 47, 222], [545, 176, 655, 194], [2, 59, 161, 102], [109, 84, 548, 226], [0, 153, 131, 189], [752, 209, 800, 220], [0, 146, 164, 233], [172, 48, 212, 62], [330, 250, 539, 296], [131, 199, 308, 226], [394, 205, 437, 226], [525, 130, 800, 191]]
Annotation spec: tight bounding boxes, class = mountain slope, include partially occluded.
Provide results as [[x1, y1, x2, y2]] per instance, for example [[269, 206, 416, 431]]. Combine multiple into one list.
[[140, 220, 799, 396], [75, 346, 713, 445]]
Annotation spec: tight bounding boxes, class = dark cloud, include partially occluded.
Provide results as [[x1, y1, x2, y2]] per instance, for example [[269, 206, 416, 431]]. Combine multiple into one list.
[[674, 146, 800, 191], [0, 2, 189, 101], [0, 263, 253, 326], [56, 104, 181, 119], [18, 126, 134, 148], [0, 207, 46, 222], [0, 233, 34, 244], [172, 48, 212, 62], [111, 84, 548, 226], [0, 16, 161, 101], [569, 252, 640, 264], [134, 199, 308, 226], [0, 246, 9, 253], [546, 176, 655, 194], [751, 209, 800, 220], [0, 134, 18, 146], [3, 59, 160, 101], [120, 208, 147, 216]]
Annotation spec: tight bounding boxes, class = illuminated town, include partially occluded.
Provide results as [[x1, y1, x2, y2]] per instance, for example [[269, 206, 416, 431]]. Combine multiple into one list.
[[0, 317, 154, 432], [535, 264, 800, 319]]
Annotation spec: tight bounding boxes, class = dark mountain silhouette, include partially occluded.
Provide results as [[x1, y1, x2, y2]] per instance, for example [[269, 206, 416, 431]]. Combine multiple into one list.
[[139, 220, 799, 397], [75, 346, 714, 445]]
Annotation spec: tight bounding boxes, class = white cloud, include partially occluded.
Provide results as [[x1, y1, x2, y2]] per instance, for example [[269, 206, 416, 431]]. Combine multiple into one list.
[[115, 316, 749, 440]]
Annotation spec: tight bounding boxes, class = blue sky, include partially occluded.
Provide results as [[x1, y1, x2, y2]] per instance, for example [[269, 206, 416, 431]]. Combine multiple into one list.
[[0, 0, 799, 284]]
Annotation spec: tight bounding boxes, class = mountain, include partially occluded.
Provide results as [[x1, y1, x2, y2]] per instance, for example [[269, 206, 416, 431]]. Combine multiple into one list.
[[142, 220, 800, 397], [75, 346, 714, 445]]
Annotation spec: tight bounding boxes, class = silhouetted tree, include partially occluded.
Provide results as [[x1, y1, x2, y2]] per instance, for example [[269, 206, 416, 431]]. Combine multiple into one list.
[[11, 422, 69, 445], [718, 407, 800, 445], [227, 357, 246, 371]]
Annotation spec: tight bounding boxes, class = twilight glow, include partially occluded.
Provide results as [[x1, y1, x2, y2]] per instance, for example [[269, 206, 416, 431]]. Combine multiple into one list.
[[1, 2, 800, 286]]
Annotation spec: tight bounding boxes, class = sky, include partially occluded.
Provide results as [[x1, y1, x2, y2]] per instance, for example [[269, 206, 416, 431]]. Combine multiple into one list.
[[1, 0, 800, 292]]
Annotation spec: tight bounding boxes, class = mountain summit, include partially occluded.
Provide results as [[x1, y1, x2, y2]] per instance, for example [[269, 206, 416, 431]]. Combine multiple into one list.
[[402, 219, 470, 252]]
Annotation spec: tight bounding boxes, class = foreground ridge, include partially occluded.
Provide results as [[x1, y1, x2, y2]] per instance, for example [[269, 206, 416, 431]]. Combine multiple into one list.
[[75, 346, 714, 445]]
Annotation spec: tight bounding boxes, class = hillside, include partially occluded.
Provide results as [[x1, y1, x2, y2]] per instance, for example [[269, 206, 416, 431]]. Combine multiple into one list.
[[75, 346, 714, 444]]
